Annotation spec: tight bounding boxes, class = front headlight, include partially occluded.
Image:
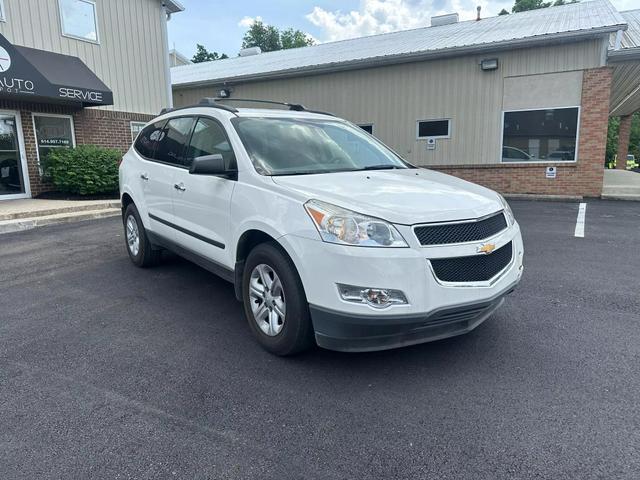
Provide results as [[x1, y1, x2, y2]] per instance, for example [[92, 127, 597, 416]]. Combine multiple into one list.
[[498, 194, 515, 226], [304, 199, 408, 247]]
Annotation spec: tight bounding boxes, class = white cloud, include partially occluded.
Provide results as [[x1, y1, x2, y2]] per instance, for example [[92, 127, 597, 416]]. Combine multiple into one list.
[[238, 15, 263, 28], [306, 0, 522, 42]]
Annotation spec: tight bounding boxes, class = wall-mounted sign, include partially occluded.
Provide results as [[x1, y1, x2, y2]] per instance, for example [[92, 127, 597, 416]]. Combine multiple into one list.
[[426, 137, 436, 150], [0, 33, 113, 107], [0, 46, 12, 72], [38, 137, 71, 147], [546, 166, 557, 179]]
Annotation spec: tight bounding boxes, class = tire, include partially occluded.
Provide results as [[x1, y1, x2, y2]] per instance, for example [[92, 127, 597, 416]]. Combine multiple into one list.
[[242, 242, 314, 356], [123, 203, 161, 268]]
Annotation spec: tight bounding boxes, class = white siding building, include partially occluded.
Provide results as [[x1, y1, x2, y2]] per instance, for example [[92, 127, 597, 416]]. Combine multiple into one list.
[[172, 0, 640, 197], [0, 0, 184, 200]]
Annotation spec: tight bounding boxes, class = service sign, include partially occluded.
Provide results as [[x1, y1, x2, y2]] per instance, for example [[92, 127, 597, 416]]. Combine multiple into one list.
[[0, 33, 113, 107]]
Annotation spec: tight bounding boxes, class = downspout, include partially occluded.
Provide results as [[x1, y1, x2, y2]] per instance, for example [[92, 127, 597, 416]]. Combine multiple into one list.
[[613, 29, 623, 50], [161, 4, 173, 108]]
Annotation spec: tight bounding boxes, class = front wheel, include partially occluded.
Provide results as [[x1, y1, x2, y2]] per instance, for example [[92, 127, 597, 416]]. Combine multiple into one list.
[[123, 204, 161, 267], [242, 242, 314, 356]]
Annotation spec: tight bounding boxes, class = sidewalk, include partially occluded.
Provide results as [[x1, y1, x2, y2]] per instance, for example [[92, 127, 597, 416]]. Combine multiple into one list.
[[0, 198, 120, 234], [602, 169, 640, 201]]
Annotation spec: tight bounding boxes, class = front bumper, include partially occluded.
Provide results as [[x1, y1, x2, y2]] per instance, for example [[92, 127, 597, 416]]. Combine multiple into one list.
[[310, 280, 516, 352], [280, 221, 524, 352]]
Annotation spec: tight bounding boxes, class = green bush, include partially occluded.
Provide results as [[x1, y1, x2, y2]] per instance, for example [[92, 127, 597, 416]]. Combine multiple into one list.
[[43, 145, 120, 195]]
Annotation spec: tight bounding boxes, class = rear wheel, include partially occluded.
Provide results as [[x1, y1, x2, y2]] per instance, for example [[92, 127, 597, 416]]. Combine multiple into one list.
[[123, 204, 161, 267], [242, 242, 314, 355]]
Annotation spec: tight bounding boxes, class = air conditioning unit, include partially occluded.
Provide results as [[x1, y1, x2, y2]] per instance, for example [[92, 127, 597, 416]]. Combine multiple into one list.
[[431, 13, 459, 27], [239, 47, 262, 57]]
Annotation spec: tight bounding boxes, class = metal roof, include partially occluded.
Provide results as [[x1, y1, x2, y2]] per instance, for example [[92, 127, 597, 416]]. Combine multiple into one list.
[[608, 10, 640, 116], [172, 0, 627, 88], [162, 0, 184, 14], [619, 9, 640, 49]]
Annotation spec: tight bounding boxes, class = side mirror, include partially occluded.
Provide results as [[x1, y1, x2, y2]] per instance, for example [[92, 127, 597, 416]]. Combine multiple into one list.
[[189, 154, 236, 178]]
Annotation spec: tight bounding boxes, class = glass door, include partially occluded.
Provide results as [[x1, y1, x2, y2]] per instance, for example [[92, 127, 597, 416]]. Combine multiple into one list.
[[0, 113, 27, 197]]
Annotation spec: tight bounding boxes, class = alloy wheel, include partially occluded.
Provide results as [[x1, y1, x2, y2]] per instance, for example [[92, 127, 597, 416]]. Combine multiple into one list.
[[249, 263, 286, 336], [126, 215, 140, 257]]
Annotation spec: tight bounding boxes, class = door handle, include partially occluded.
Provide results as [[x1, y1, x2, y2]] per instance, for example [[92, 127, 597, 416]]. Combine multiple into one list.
[[174, 183, 186, 192], [140, 173, 149, 181]]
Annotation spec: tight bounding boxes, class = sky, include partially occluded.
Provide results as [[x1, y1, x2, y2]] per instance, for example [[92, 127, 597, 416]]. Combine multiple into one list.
[[168, 0, 638, 61]]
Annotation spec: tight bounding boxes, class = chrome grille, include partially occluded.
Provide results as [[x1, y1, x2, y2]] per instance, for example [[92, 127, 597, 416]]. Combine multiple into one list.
[[414, 212, 507, 246], [430, 242, 513, 283]]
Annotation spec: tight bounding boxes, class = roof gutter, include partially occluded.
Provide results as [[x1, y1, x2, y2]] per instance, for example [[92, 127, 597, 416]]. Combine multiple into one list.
[[173, 24, 626, 89], [608, 47, 640, 62]]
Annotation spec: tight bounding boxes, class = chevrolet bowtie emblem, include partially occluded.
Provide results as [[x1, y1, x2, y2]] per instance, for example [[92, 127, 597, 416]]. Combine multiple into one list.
[[477, 243, 496, 254]]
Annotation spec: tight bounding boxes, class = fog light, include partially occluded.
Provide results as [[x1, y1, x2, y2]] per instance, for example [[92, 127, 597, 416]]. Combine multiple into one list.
[[337, 284, 408, 309]]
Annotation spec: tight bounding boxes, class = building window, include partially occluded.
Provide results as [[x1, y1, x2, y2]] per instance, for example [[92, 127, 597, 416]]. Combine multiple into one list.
[[130, 122, 146, 142], [59, 0, 99, 43], [358, 124, 374, 135], [417, 119, 450, 139], [32, 114, 75, 175], [501, 107, 579, 163], [0, 0, 6, 22]]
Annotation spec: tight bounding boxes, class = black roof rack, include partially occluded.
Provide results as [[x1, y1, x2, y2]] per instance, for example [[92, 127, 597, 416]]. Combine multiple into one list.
[[197, 97, 239, 113], [156, 97, 334, 117], [212, 98, 335, 116], [157, 98, 239, 116]]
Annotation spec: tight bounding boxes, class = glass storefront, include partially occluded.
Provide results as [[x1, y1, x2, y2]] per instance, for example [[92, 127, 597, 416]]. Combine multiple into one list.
[[0, 113, 25, 196], [33, 115, 75, 174], [501, 107, 579, 163]]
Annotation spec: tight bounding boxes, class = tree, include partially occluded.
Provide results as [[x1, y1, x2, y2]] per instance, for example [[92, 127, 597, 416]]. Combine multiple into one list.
[[280, 28, 315, 50], [498, 8, 510, 15], [512, 0, 551, 12], [242, 21, 281, 52], [605, 113, 640, 168], [606, 117, 619, 167], [511, 0, 577, 12], [192, 44, 228, 63], [241, 21, 314, 53]]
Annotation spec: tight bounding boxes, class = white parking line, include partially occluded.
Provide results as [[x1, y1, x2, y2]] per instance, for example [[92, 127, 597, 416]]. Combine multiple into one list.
[[574, 202, 587, 238]]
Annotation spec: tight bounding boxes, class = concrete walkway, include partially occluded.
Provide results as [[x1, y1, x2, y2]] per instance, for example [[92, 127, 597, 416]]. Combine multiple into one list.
[[0, 198, 120, 234], [602, 169, 640, 201]]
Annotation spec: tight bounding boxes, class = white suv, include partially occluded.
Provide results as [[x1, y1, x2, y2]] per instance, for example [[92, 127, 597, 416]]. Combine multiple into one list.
[[119, 99, 524, 355]]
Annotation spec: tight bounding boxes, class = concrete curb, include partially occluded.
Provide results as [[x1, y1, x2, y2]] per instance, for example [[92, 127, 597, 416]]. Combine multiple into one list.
[[0, 200, 120, 221], [601, 194, 640, 201], [503, 194, 583, 202], [0, 208, 121, 234]]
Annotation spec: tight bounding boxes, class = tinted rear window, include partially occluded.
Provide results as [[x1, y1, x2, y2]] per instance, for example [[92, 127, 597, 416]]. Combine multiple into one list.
[[134, 121, 166, 159], [154, 117, 196, 166]]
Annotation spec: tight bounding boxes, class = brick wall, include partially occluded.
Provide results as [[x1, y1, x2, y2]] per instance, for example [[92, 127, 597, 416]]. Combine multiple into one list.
[[73, 109, 154, 155], [2, 68, 615, 198], [0, 99, 152, 196], [616, 114, 632, 169], [431, 67, 613, 198]]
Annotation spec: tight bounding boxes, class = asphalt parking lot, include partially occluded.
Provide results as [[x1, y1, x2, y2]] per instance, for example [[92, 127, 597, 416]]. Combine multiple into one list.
[[1, 199, 639, 479]]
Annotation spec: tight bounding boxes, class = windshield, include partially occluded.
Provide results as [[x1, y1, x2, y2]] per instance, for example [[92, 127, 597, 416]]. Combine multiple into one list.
[[231, 117, 412, 176]]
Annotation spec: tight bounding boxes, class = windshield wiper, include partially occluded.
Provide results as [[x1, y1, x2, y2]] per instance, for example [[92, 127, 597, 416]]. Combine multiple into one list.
[[360, 164, 401, 171]]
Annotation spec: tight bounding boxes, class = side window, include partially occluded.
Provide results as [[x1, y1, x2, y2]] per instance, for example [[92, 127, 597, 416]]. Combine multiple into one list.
[[185, 117, 236, 169], [134, 121, 166, 159], [154, 117, 195, 166]]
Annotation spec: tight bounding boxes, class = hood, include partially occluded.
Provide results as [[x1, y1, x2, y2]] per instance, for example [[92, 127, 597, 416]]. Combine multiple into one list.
[[272, 169, 502, 225]]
